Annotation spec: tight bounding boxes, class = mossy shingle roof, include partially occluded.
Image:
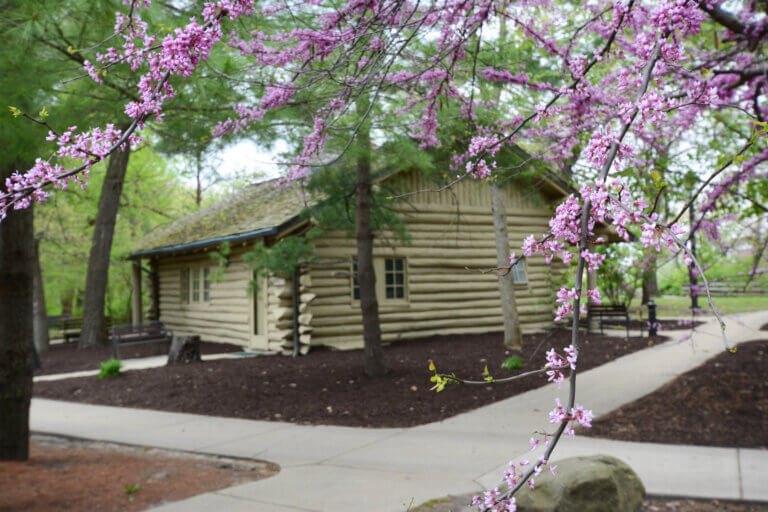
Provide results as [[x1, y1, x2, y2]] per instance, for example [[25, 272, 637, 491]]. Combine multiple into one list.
[[131, 178, 309, 256]]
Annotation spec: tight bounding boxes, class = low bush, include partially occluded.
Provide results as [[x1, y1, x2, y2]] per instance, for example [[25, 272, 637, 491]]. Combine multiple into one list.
[[98, 358, 122, 379]]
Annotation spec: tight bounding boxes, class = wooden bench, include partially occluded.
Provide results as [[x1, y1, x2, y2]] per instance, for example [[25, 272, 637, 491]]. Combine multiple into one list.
[[57, 317, 83, 343], [111, 321, 173, 359], [587, 304, 629, 337], [55, 316, 114, 344]]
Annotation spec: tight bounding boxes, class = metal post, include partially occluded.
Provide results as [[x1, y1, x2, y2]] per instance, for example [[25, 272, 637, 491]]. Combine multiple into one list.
[[647, 300, 657, 337]]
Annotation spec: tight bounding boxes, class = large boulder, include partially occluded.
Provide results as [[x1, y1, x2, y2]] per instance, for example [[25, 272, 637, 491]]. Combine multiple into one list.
[[167, 335, 201, 365], [515, 455, 644, 512]]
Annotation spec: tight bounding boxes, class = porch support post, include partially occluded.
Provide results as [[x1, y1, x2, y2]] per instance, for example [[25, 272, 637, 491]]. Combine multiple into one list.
[[131, 260, 142, 326]]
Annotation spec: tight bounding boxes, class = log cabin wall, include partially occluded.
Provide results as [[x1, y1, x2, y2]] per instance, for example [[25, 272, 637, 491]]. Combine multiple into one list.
[[146, 170, 563, 351], [151, 244, 257, 347], [150, 242, 312, 353], [306, 170, 563, 350]]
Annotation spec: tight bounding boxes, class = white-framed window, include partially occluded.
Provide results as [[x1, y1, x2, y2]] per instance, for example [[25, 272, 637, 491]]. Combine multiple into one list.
[[511, 258, 527, 284], [181, 266, 211, 304], [384, 257, 406, 299], [192, 268, 201, 302], [203, 268, 211, 301], [350, 256, 409, 304]]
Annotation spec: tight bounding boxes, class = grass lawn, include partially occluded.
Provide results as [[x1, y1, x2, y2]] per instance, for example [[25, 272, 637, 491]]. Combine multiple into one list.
[[629, 294, 768, 318]]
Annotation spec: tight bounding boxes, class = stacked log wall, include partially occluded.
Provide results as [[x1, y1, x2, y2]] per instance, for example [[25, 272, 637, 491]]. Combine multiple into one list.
[[307, 170, 563, 350], [153, 245, 254, 346]]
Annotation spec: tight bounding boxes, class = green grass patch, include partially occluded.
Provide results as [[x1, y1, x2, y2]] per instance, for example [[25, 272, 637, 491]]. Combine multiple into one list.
[[629, 295, 768, 318]]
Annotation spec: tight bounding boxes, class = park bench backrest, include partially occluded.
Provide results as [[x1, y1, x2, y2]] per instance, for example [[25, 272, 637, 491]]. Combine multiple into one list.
[[58, 317, 83, 330], [110, 321, 172, 359], [111, 321, 169, 343]]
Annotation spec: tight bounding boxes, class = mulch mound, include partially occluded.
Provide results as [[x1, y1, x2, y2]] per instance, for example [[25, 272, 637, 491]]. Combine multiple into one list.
[[761, 322, 768, 331], [0, 435, 276, 512], [585, 339, 768, 448], [35, 340, 243, 376], [34, 328, 667, 428]]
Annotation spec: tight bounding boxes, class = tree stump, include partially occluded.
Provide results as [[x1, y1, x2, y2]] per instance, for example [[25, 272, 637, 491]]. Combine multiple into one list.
[[167, 335, 201, 365]]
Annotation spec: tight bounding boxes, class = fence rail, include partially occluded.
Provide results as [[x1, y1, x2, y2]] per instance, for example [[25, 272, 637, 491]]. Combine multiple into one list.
[[681, 281, 768, 296]]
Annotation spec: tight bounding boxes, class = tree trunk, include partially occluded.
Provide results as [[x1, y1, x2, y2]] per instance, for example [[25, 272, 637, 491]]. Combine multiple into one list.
[[491, 183, 523, 349], [0, 165, 34, 461], [195, 150, 202, 207], [586, 244, 599, 332], [487, 7, 522, 349], [641, 251, 658, 305], [79, 147, 131, 348], [688, 197, 699, 311], [32, 237, 49, 353], [355, 103, 386, 378]]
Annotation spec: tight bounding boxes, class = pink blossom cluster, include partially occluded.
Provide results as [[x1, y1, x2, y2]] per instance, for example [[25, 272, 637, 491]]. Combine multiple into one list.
[[1, 124, 142, 219], [583, 128, 634, 168], [471, 489, 517, 512], [544, 345, 577, 387], [548, 398, 594, 436], [0, 0, 256, 218]]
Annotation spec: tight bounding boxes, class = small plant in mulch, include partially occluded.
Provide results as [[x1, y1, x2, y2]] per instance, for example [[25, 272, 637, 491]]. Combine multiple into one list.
[[97, 358, 122, 379], [502, 355, 523, 371], [124, 483, 141, 502]]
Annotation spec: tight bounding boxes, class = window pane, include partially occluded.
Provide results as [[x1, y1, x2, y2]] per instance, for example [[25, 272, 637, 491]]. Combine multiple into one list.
[[512, 260, 527, 283], [383, 258, 406, 301], [203, 268, 210, 302], [192, 268, 200, 302], [181, 269, 190, 304]]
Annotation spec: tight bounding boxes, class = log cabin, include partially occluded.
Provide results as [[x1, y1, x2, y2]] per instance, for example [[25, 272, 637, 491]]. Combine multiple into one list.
[[128, 168, 576, 354]]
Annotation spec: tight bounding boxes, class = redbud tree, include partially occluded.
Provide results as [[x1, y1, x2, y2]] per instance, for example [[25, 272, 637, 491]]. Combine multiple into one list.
[[3, 0, 767, 509]]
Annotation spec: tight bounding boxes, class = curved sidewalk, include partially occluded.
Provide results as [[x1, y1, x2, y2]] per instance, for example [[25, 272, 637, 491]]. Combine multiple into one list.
[[30, 310, 768, 511]]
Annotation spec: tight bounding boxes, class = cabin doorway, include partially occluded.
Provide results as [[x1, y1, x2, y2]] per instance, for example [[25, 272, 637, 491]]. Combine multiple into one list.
[[249, 273, 267, 349]]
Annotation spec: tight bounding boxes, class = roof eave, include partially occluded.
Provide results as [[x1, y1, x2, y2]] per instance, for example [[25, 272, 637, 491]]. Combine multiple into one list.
[[128, 215, 305, 260]]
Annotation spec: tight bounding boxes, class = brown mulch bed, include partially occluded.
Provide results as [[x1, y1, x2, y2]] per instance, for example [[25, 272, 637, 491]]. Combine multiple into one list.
[[412, 493, 768, 511], [0, 435, 277, 512], [34, 328, 667, 428], [35, 340, 244, 376], [585, 339, 768, 448]]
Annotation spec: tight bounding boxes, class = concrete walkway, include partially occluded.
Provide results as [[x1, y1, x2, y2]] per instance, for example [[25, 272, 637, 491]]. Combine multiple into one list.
[[30, 310, 768, 511], [34, 351, 273, 382]]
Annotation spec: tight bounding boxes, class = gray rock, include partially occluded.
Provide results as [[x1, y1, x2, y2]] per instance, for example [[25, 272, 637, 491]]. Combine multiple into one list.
[[515, 455, 644, 512], [167, 335, 201, 365]]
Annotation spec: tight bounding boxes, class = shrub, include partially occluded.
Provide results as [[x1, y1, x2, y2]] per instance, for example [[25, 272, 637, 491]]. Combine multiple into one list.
[[503, 355, 523, 371], [98, 358, 122, 379]]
